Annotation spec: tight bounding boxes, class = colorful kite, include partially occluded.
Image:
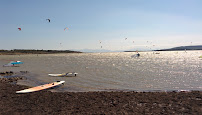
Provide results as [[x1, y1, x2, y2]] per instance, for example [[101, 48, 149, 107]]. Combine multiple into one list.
[[64, 27, 68, 31]]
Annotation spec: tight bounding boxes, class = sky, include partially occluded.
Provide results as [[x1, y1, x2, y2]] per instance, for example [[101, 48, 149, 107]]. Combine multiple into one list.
[[0, 0, 202, 52]]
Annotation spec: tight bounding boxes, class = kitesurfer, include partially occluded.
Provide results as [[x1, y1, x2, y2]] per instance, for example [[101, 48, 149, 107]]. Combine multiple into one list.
[[137, 53, 140, 57]]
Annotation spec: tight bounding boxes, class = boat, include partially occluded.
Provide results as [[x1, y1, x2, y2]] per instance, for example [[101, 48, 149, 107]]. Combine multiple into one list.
[[10, 61, 24, 65], [16, 81, 65, 93]]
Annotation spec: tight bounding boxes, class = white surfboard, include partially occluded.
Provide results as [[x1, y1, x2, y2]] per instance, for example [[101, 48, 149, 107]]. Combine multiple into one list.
[[3, 64, 19, 67], [48, 73, 66, 77], [16, 81, 65, 93], [48, 72, 78, 77], [66, 72, 78, 76]]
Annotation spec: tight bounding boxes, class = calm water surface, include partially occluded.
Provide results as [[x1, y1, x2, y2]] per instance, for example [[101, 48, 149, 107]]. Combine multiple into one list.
[[0, 51, 201, 92]]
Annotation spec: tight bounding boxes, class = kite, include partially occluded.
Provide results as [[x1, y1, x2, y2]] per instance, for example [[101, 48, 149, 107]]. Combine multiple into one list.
[[64, 27, 68, 31], [18, 28, 21, 31], [46, 19, 50, 22]]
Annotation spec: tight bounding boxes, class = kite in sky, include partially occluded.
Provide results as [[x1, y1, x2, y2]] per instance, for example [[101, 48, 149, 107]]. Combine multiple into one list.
[[64, 27, 68, 31], [18, 28, 21, 31], [46, 19, 50, 22]]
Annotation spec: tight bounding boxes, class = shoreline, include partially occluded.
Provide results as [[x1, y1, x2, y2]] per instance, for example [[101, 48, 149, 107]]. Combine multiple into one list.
[[0, 74, 201, 114]]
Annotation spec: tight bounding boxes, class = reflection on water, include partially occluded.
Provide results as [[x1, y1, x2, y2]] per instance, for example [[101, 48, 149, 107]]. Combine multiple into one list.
[[0, 51, 201, 92]]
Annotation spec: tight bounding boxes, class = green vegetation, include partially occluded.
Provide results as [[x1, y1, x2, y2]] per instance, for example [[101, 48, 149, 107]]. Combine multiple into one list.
[[0, 49, 81, 55]]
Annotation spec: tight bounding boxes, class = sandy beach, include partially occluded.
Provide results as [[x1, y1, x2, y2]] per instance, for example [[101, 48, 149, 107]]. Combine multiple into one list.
[[0, 73, 201, 114]]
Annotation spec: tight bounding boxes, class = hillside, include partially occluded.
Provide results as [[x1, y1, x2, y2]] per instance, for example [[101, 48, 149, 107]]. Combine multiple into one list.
[[156, 45, 202, 51]]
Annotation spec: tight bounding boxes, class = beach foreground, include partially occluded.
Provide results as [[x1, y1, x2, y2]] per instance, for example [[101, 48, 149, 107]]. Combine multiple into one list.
[[0, 77, 201, 114]]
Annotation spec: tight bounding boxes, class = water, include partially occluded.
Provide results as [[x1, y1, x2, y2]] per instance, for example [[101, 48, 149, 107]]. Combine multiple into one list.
[[0, 51, 201, 92]]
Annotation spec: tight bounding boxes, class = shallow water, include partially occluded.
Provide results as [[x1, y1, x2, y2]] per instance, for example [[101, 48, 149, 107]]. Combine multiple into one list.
[[0, 51, 202, 92]]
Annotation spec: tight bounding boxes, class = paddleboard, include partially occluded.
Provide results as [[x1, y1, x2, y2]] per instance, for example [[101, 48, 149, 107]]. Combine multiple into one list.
[[16, 81, 65, 93]]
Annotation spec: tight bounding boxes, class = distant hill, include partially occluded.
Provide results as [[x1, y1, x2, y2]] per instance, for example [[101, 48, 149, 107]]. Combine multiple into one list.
[[156, 45, 202, 51], [79, 49, 112, 53], [0, 49, 82, 55]]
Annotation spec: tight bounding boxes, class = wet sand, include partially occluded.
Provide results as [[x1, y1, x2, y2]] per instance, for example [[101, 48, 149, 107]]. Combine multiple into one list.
[[0, 74, 201, 114]]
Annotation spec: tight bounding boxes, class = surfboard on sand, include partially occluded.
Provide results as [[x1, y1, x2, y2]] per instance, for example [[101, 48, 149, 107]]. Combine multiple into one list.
[[48, 72, 78, 77], [3, 64, 19, 67], [16, 81, 65, 93], [48, 73, 66, 77]]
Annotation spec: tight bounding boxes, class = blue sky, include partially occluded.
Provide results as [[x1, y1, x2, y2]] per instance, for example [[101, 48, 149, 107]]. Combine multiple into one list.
[[0, 0, 202, 52]]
